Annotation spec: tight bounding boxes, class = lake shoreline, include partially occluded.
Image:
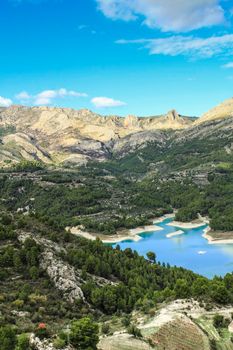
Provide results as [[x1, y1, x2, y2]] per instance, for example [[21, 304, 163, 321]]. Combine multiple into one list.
[[66, 214, 205, 244], [66, 213, 175, 244], [66, 222, 164, 244], [67, 214, 233, 246], [203, 227, 233, 245], [167, 220, 207, 229], [153, 213, 175, 224]]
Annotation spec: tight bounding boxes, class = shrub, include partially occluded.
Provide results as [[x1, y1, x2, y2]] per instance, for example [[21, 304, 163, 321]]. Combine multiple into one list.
[[127, 324, 142, 338], [101, 323, 110, 335], [70, 317, 99, 350], [53, 337, 66, 349], [0, 326, 17, 350], [12, 300, 24, 309], [213, 314, 225, 328], [16, 334, 30, 350]]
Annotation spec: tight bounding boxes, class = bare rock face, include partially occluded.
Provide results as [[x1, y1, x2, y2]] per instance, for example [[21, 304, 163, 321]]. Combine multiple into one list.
[[18, 232, 84, 303], [112, 130, 167, 158], [40, 249, 85, 303], [30, 334, 73, 350], [2, 98, 233, 166], [30, 335, 55, 350], [2, 132, 51, 163], [0, 105, 194, 166], [196, 97, 233, 125]]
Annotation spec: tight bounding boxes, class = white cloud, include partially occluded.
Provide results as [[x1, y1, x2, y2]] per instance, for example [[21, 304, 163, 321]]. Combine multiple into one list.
[[222, 62, 233, 68], [91, 96, 126, 108], [97, 0, 225, 32], [0, 96, 13, 107], [15, 88, 88, 106], [34, 90, 57, 104], [15, 91, 31, 101], [117, 34, 233, 58], [34, 96, 52, 106]]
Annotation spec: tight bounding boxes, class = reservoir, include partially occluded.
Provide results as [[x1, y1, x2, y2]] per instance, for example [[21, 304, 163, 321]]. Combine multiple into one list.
[[112, 218, 233, 278]]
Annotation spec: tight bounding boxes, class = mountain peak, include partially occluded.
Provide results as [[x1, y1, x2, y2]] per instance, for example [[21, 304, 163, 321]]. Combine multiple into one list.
[[166, 109, 180, 121]]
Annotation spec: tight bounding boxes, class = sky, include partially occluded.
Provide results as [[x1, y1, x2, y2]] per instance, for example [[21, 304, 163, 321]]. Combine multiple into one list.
[[1, 0, 233, 116]]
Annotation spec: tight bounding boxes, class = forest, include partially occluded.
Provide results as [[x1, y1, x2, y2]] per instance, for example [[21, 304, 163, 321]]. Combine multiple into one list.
[[1, 206, 233, 349], [0, 162, 233, 235], [1, 133, 233, 348]]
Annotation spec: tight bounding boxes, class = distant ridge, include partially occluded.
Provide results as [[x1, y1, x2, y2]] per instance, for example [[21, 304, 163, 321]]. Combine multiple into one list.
[[1, 98, 233, 166], [196, 97, 233, 125]]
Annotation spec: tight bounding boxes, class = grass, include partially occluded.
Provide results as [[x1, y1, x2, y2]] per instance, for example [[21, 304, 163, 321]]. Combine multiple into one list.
[[196, 316, 233, 350], [98, 334, 153, 350]]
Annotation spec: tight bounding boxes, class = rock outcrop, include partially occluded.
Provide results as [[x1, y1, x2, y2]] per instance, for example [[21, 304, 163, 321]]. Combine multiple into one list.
[[2, 98, 233, 166], [30, 334, 72, 350], [112, 130, 167, 157], [18, 232, 84, 303], [0, 105, 194, 165], [40, 249, 85, 303]]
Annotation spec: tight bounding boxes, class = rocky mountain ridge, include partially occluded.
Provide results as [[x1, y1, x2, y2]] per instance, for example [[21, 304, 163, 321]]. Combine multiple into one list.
[[0, 105, 193, 143], [195, 97, 233, 125], [0, 98, 232, 166]]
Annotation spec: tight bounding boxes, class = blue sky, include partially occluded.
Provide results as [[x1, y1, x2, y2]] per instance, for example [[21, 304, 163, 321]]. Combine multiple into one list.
[[1, 0, 233, 116]]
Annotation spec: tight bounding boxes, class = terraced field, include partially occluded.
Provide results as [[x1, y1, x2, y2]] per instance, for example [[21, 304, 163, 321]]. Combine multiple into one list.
[[98, 334, 153, 350], [149, 316, 210, 350]]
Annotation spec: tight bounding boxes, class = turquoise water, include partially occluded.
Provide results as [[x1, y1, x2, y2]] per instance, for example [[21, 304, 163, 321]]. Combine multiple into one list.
[[112, 218, 233, 278]]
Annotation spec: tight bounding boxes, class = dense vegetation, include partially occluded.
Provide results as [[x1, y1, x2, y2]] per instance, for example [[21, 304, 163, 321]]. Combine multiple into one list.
[[0, 162, 233, 235], [66, 238, 233, 312], [1, 131, 233, 347], [1, 206, 233, 334]]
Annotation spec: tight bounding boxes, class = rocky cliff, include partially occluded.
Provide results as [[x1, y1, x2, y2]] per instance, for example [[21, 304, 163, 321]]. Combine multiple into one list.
[[1, 98, 233, 166], [0, 105, 194, 165]]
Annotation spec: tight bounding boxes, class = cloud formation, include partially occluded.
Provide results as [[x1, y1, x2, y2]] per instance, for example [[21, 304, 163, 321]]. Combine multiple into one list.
[[222, 62, 233, 68], [0, 96, 13, 107], [91, 96, 126, 108], [97, 0, 225, 32], [117, 34, 233, 58], [16, 88, 88, 105], [15, 91, 31, 101]]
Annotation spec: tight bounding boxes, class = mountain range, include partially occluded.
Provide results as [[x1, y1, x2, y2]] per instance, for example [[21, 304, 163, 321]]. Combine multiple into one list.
[[2, 98, 233, 350], [0, 97, 233, 166]]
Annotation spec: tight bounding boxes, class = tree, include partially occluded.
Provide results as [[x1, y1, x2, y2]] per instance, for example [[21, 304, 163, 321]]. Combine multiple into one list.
[[146, 251, 156, 263], [70, 318, 99, 350], [224, 273, 233, 289], [101, 323, 110, 335], [29, 266, 39, 280], [191, 278, 209, 297], [211, 282, 230, 304], [174, 279, 190, 299], [213, 314, 225, 328], [0, 326, 17, 350]]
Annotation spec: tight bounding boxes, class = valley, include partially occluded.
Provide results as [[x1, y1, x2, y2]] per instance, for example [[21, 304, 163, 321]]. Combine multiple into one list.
[[2, 98, 233, 349]]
